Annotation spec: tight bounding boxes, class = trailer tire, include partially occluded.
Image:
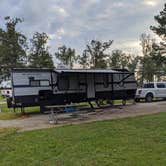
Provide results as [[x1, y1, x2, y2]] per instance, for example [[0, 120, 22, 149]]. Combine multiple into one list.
[[40, 105, 46, 113], [7, 97, 13, 108], [135, 98, 140, 102], [145, 93, 153, 102]]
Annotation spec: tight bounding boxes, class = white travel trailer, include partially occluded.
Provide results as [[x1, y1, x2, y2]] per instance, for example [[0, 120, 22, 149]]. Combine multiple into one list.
[[7, 68, 137, 112]]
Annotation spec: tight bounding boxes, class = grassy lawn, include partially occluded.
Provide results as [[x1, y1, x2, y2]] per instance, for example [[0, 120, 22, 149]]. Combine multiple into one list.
[[0, 95, 6, 101], [0, 103, 40, 113], [0, 103, 40, 120], [0, 113, 166, 166]]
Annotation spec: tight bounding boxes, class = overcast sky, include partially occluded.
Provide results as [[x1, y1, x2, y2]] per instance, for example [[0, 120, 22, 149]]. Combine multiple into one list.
[[0, 0, 165, 56]]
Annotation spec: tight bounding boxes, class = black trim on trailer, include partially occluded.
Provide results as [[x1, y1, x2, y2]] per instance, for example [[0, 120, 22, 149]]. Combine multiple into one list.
[[118, 73, 134, 85], [12, 81, 137, 88], [95, 81, 137, 85], [57, 74, 70, 91], [111, 73, 114, 99], [50, 71, 53, 90], [94, 73, 96, 93]]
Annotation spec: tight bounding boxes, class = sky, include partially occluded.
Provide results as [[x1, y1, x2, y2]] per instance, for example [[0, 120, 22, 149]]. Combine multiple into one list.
[[0, 0, 165, 57]]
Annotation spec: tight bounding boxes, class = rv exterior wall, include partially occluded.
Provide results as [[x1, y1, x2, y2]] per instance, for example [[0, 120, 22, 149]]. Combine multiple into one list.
[[9, 69, 137, 109], [12, 72, 52, 96]]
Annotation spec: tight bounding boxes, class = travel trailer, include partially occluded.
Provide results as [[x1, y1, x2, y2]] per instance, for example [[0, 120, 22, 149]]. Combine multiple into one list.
[[7, 68, 137, 112]]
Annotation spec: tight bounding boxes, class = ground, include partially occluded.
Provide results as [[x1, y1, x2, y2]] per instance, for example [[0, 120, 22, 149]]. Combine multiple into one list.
[[0, 101, 166, 131], [0, 112, 166, 166]]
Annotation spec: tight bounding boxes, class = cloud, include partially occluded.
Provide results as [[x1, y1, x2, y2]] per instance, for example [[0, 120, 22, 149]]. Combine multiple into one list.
[[112, 2, 125, 8], [142, 0, 158, 7], [0, 0, 165, 58], [111, 40, 142, 55], [52, 5, 68, 18], [57, 27, 65, 36]]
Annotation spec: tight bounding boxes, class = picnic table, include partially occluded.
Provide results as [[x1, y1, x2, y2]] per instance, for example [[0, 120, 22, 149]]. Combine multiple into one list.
[[45, 104, 78, 124]]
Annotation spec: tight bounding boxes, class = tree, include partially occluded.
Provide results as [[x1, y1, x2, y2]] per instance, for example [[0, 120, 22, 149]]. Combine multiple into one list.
[[28, 32, 54, 68], [83, 40, 113, 69], [139, 55, 156, 82], [109, 50, 139, 72], [138, 33, 166, 83], [126, 54, 140, 73], [55, 45, 76, 68], [109, 50, 126, 69], [150, 43, 166, 81], [139, 34, 155, 83], [150, 3, 166, 55], [0, 16, 27, 76], [77, 50, 90, 69]]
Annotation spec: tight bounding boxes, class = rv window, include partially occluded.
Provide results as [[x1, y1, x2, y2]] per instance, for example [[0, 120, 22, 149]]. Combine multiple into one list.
[[58, 76, 69, 90], [30, 80, 40, 87], [40, 80, 49, 86], [103, 74, 109, 88]]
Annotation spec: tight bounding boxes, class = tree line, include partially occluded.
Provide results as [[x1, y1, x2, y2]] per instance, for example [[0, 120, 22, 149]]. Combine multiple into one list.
[[0, 3, 166, 84]]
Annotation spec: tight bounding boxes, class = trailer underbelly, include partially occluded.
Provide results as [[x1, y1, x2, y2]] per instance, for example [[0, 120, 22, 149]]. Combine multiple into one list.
[[8, 89, 136, 108]]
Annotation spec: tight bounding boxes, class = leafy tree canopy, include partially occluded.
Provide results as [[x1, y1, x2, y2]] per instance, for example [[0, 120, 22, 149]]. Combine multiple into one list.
[[55, 45, 76, 68], [82, 40, 113, 69], [151, 3, 166, 55], [0, 16, 27, 76], [28, 32, 54, 68]]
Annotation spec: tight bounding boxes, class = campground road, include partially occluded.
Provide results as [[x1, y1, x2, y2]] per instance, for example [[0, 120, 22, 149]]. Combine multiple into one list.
[[0, 101, 166, 132]]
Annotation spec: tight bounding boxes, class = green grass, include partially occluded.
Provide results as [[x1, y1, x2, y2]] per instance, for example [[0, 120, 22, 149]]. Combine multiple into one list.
[[0, 127, 17, 137], [0, 112, 166, 166], [0, 103, 39, 113], [0, 103, 14, 112], [0, 103, 40, 120], [0, 95, 6, 101], [0, 103, 20, 120], [0, 112, 21, 120]]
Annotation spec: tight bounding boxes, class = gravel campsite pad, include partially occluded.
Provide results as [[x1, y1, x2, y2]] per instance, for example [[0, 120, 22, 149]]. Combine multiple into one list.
[[0, 101, 166, 132]]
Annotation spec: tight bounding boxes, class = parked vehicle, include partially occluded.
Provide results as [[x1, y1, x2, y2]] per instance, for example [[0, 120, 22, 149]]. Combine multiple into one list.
[[7, 68, 137, 112], [0, 80, 12, 98], [135, 82, 166, 102]]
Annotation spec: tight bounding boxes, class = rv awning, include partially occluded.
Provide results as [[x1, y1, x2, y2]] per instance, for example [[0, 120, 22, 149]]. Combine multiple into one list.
[[55, 69, 130, 74]]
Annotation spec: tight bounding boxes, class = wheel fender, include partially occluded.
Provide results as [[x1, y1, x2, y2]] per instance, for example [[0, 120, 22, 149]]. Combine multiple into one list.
[[145, 92, 154, 98]]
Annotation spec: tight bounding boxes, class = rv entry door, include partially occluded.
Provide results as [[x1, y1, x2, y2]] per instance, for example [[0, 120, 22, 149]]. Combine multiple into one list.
[[87, 74, 95, 98]]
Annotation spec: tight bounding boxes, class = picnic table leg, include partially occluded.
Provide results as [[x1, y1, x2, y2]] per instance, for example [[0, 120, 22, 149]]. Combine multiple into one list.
[[51, 108, 55, 124], [55, 108, 58, 124]]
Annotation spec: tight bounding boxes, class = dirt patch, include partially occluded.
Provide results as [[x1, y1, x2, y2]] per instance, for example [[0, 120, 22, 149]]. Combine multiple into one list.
[[0, 101, 166, 132]]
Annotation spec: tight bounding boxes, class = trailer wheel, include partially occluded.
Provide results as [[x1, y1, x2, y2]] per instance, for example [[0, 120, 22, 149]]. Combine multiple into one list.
[[135, 98, 140, 102], [40, 105, 46, 113], [7, 97, 13, 108], [145, 93, 153, 102]]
